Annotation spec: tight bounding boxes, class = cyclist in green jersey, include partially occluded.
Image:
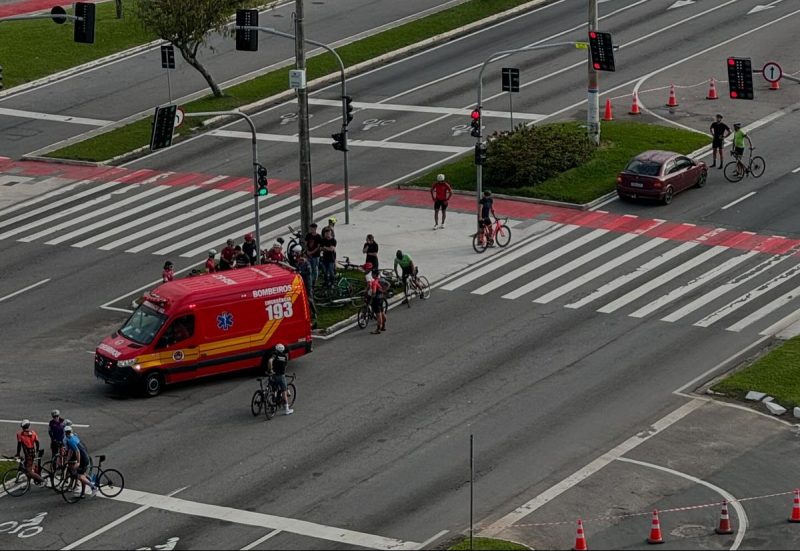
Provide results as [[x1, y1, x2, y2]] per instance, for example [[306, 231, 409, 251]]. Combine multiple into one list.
[[731, 123, 752, 175], [394, 250, 420, 302]]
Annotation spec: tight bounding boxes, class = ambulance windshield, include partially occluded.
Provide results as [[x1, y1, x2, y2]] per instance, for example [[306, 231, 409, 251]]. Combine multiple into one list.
[[119, 305, 167, 345]]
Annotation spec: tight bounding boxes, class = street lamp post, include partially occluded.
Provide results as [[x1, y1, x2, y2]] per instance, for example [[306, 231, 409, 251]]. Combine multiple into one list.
[[587, 0, 600, 145]]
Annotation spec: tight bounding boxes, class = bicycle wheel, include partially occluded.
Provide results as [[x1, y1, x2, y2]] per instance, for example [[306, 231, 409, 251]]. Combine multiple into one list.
[[251, 390, 264, 416], [472, 232, 488, 253], [750, 156, 766, 178], [382, 297, 389, 312], [265, 391, 277, 420], [416, 276, 431, 299], [403, 280, 412, 307], [286, 383, 297, 408], [723, 161, 744, 182], [495, 224, 512, 247], [357, 305, 370, 329], [95, 468, 124, 497], [2, 468, 29, 497], [61, 474, 85, 503]]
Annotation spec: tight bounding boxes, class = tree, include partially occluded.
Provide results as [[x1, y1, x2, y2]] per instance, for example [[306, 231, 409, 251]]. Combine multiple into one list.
[[133, 0, 253, 98]]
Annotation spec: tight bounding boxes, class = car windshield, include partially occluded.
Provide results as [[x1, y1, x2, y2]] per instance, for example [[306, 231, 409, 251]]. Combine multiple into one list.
[[625, 159, 662, 176], [118, 306, 167, 345]]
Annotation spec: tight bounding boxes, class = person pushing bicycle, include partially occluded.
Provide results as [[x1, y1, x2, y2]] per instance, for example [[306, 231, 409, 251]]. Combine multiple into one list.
[[731, 123, 752, 176], [479, 190, 497, 246], [15, 419, 47, 486], [266, 344, 293, 415]]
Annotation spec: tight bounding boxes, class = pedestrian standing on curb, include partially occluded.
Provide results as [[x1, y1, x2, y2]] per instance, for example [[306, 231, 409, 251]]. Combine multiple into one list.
[[162, 261, 174, 282], [709, 114, 731, 169], [305, 223, 322, 287], [431, 173, 453, 229], [205, 249, 217, 273], [243, 233, 258, 265], [362, 234, 379, 269], [320, 227, 337, 287]]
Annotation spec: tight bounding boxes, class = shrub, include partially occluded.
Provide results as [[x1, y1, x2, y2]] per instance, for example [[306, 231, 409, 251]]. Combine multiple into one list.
[[485, 123, 595, 189]]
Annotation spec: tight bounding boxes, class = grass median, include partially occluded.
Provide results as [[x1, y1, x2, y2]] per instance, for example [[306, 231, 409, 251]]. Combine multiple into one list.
[[0, 459, 17, 481], [449, 537, 530, 550], [410, 121, 711, 205], [711, 336, 800, 409], [46, 0, 548, 162]]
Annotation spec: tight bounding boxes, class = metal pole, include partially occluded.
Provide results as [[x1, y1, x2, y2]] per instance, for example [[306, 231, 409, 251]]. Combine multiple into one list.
[[587, 0, 600, 145], [509, 92, 514, 132], [166, 71, 173, 105], [469, 433, 474, 551], [295, 1, 314, 236], [185, 110, 261, 261]]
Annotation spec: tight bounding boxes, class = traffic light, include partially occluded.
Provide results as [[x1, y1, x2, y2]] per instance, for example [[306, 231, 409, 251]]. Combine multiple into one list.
[[150, 104, 177, 151], [470, 108, 481, 138], [332, 132, 347, 152], [727, 57, 754, 100], [474, 142, 487, 165], [236, 9, 259, 52], [74, 2, 96, 44], [588, 31, 615, 72], [343, 95, 354, 126], [256, 165, 268, 197]]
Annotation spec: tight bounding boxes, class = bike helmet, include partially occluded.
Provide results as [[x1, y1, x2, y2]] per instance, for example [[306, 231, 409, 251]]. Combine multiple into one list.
[[396, 250, 403, 259], [363, 262, 373, 271], [275, 344, 285, 352], [163, 261, 173, 269], [733, 123, 742, 129], [51, 409, 60, 418], [64, 425, 73, 434], [64, 419, 72, 427], [208, 249, 217, 256], [437, 174, 445, 182], [328, 216, 337, 225], [20, 419, 30, 429], [244, 232, 254, 241], [272, 242, 281, 248], [483, 190, 492, 196], [292, 245, 303, 253]]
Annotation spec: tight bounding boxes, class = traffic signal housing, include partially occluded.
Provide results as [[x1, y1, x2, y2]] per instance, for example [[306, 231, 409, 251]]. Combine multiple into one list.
[[74, 2, 96, 44], [588, 31, 615, 72], [150, 104, 177, 151], [727, 57, 754, 99], [236, 9, 259, 52], [256, 165, 269, 197], [332, 132, 347, 152], [474, 142, 487, 165], [470, 108, 481, 138], [343, 96, 354, 126]]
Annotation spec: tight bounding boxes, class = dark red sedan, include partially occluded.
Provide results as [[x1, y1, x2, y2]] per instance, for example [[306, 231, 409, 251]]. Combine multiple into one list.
[[616, 150, 707, 205]]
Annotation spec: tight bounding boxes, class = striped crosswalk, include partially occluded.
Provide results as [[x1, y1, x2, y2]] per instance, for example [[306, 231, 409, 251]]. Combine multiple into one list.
[[443, 223, 800, 336]]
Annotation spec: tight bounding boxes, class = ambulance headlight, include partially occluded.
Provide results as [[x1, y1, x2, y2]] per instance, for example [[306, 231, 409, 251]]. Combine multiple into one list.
[[118, 359, 137, 368]]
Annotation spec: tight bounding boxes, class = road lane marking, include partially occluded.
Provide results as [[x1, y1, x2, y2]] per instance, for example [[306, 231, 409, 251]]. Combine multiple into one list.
[[616, 458, 747, 551], [792, 166, 800, 173], [414, 530, 450, 549], [0, 279, 50, 303], [726, 281, 800, 332], [478, 399, 706, 537], [721, 192, 757, 210], [105, 488, 421, 550], [62, 487, 188, 550], [0, 418, 87, 427], [0, 107, 111, 126], [240, 530, 281, 550], [306, 98, 544, 120]]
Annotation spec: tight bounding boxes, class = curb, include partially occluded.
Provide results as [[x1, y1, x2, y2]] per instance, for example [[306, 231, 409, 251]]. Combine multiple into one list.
[[312, 292, 409, 337], [24, 0, 553, 166], [398, 184, 611, 211]]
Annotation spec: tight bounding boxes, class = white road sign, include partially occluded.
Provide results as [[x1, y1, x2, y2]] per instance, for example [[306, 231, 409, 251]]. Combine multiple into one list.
[[762, 61, 782, 83], [174, 108, 185, 128]]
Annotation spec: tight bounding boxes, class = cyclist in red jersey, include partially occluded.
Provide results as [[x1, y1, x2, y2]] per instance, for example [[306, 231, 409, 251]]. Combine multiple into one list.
[[205, 250, 217, 273], [16, 420, 46, 486], [367, 269, 386, 334], [430, 174, 453, 230]]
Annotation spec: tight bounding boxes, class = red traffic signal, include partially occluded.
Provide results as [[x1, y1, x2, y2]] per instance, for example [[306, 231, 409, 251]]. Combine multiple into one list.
[[470, 108, 481, 137], [470, 109, 481, 120]]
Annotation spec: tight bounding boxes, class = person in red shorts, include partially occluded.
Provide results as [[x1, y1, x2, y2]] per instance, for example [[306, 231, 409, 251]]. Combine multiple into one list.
[[430, 173, 452, 230]]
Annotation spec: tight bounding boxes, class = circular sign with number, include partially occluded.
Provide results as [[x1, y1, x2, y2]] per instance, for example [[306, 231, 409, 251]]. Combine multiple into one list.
[[174, 108, 185, 128], [762, 61, 782, 83]]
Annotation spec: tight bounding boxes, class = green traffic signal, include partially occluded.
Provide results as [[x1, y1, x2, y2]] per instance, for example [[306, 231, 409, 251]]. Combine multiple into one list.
[[257, 186, 268, 197], [256, 164, 269, 196]]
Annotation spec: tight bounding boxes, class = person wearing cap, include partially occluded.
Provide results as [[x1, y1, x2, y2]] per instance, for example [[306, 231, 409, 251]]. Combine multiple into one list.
[[162, 261, 174, 283], [362, 234, 379, 269], [430, 174, 453, 230], [479, 190, 496, 246], [16, 420, 46, 486], [205, 250, 217, 273], [243, 233, 258, 265], [732, 123, 752, 176], [266, 242, 285, 263], [48, 409, 66, 459], [219, 239, 236, 271], [325, 217, 337, 239], [64, 424, 96, 497]]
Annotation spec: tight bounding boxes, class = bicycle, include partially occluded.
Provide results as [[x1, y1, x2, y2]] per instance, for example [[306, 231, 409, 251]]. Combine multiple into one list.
[[60, 454, 124, 503], [251, 374, 297, 420], [2, 451, 53, 497], [356, 292, 389, 329], [313, 274, 361, 307], [473, 216, 512, 253], [401, 269, 431, 307], [724, 147, 765, 182]]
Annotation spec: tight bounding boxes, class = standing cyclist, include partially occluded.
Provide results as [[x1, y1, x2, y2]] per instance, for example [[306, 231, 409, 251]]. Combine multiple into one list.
[[394, 250, 420, 302], [732, 123, 752, 176], [267, 344, 293, 415], [479, 190, 496, 246], [48, 410, 66, 459], [709, 114, 731, 169], [431, 174, 453, 230], [64, 425, 96, 497], [15, 420, 47, 486]]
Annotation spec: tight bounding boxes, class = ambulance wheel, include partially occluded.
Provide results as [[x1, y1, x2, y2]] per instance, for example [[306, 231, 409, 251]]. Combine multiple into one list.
[[142, 372, 164, 397]]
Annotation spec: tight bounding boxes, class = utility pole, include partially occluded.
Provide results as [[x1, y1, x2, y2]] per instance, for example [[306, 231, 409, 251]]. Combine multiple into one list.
[[295, 0, 314, 236], [587, 0, 600, 145]]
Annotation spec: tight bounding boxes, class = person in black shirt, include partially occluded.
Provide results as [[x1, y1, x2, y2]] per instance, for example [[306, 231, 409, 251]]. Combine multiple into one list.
[[268, 344, 293, 415], [479, 190, 496, 245], [320, 227, 337, 287], [709, 114, 731, 169], [362, 234, 379, 269], [242, 233, 258, 265], [305, 223, 321, 288]]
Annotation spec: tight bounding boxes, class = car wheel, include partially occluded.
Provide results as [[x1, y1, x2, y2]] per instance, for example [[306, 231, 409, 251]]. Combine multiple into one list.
[[695, 171, 707, 188], [661, 186, 674, 205], [142, 372, 164, 397]]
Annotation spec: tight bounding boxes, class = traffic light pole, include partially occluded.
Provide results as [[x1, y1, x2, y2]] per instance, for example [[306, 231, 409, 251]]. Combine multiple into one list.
[[587, 0, 600, 145], [235, 25, 351, 225], [295, 0, 314, 240], [475, 42, 580, 225], [184, 110, 263, 262]]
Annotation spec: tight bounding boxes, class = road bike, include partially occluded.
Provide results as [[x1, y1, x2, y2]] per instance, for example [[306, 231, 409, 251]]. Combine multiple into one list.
[[473, 216, 512, 253], [357, 294, 389, 329], [60, 454, 124, 503], [2, 451, 53, 497], [251, 374, 297, 420], [401, 269, 430, 307], [724, 147, 765, 183]]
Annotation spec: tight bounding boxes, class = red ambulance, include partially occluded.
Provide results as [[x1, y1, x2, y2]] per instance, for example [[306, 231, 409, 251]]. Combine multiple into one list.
[[94, 265, 312, 396]]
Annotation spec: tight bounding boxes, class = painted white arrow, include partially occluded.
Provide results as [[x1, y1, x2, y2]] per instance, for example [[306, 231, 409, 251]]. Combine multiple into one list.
[[748, 0, 784, 14], [668, 0, 695, 9]]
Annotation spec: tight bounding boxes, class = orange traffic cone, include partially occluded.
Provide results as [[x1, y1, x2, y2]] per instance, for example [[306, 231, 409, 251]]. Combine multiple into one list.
[[706, 78, 719, 100], [715, 501, 733, 534], [666, 84, 679, 108], [770, 79, 780, 91], [789, 489, 800, 522], [647, 510, 664, 544], [603, 99, 613, 121], [629, 92, 641, 115], [573, 519, 588, 551]]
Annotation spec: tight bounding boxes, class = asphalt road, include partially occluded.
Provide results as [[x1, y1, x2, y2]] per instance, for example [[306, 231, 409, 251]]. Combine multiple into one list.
[[2, 0, 800, 549]]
